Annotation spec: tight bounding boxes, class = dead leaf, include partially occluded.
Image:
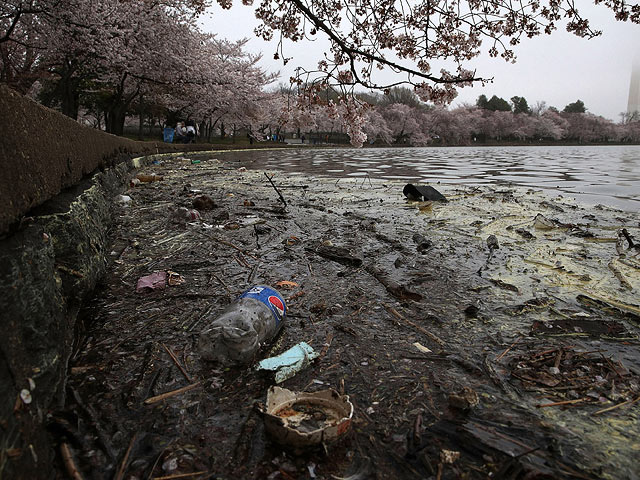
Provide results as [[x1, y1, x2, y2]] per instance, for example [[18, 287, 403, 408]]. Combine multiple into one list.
[[276, 280, 299, 289]]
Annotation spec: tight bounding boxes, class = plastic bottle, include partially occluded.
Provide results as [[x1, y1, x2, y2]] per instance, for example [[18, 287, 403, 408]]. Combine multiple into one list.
[[197, 285, 287, 365], [136, 173, 164, 183]]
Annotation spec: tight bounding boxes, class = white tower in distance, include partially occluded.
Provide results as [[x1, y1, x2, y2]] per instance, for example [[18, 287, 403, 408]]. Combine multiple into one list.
[[628, 55, 640, 117]]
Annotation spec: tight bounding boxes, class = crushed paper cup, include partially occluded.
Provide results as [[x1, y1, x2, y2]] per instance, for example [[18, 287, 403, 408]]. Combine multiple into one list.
[[167, 270, 186, 286], [261, 386, 353, 447]]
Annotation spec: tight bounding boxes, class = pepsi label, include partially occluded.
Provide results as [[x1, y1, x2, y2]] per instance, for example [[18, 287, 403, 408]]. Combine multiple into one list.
[[239, 286, 287, 326]]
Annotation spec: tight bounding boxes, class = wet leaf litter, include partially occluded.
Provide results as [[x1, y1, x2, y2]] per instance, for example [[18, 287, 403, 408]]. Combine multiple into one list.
[[56, 152, 640, 480]]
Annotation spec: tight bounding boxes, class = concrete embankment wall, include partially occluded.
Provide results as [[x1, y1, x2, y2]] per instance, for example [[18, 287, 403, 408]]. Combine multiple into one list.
[[0, 86, 213, 478], [0, 84, 212, 235]]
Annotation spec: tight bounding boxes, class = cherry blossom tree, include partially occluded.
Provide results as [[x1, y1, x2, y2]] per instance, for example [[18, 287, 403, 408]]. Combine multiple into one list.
[[362, 108, 393, 144], [380, 103, 430, 145], [155, 36, 276, 139], [215, 0, 639, 145], [563, 112, 617, 143], [0, 1, 47, 93], [535, 110, 568, 140], [223, 1, 638, 98]]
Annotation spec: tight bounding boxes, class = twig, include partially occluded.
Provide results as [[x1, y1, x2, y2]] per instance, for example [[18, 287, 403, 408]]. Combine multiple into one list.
[[152, 472, 208, 480], [621, 228, 636, 248], [496, 336, 522, 361], [196, 230, 257, 260], [536, 398, 588, 408], [240, 253, 251, 268], [57, 265, 85, 278], [60, 443, 84, 480], [253, 224, 261, 250], [161, 343, 193, 382], [233, 254, 249, 269], [383, 304, 445, 346], [515, 446, 541, 458], [554, 350, 563, 369], [70, 387, 117, 461], [212, 274, 232, 295], [413, 411, 423, 444], [114, 433, 137, 480], [549, 307, 572, 319], [144, 382, 202, 405], [264, 172, 288, 207], [319, 332, 334, 359], [608, 260, 632, 290], [212, 235, 258, 259], [278, 470, 296, 480], [593, 396, 640, 415], [436, 462, 444, 480], [599, 352, 624, 379], [247, 263, 258, 283], [146, 442, 173, 480]]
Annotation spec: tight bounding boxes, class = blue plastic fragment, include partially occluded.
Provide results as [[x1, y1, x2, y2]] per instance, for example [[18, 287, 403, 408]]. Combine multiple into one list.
[[257, 342, 319, 383]]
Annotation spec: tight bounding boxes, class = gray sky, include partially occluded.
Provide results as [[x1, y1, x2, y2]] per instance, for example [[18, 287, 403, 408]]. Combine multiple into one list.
[[201, 2, 640, 121]]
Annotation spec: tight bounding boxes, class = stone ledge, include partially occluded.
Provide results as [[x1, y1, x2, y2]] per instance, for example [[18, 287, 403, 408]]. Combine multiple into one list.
[[0, 85, 227, 235], [0, 156, 147, 479]]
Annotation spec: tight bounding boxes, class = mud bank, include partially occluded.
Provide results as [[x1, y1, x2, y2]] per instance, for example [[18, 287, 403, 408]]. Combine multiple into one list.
[[40, 152, 640, 479]]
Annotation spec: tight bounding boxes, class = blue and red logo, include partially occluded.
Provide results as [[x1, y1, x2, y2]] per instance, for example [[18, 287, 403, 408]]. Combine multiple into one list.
[[268, 295, 285, 318], [239, 286, 287, 325]]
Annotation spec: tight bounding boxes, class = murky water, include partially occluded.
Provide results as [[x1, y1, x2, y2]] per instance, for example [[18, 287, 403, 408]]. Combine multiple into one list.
[[221, 145, 640, 212]]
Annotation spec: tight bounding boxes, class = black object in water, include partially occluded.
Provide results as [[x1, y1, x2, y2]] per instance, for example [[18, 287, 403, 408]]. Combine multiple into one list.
[[403, 184, 447, 202]]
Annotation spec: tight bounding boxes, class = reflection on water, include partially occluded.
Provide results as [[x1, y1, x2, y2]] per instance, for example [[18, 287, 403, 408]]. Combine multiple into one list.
[[221, 145, 640, 211]]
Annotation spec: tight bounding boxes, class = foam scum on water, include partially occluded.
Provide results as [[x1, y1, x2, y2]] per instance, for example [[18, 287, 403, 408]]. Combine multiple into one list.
[[56, 151, 640, 480]]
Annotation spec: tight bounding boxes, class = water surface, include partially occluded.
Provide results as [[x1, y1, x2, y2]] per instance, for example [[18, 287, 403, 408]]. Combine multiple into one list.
[[221, 145, 640, 211]]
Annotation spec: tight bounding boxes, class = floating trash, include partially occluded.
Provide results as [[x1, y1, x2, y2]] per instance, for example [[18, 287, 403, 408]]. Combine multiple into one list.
[[261, 386, 353, 447], [136, 271, 167, 293], [403, 183, 447, 202], [257, 342, 319, 383]]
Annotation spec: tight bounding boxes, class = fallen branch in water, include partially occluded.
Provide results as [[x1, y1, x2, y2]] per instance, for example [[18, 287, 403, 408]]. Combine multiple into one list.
[[621, 228, 637, 249], [115, 433, 137, 480], [496, 336, 523, 362], [608, 260, 632, 290], [144, 381, 202, 405], [152, 472, 209, 480], [161, 343, 193, 383], [61, 443, 84, 480], [265, 172, 287, 207], [593, 396, 640, 415], [367, 265, 422, 301], [536, 398, 588, 408], [383, 304, 444, 346], [194, 230, 257, 260]]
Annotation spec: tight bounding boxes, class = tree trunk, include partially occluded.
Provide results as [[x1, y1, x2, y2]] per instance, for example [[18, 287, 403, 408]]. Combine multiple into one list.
[[58, 64, 80, 120], [60, 82, 79, 120], [106, 105, 127, 135], [137, 95, 144, 140]]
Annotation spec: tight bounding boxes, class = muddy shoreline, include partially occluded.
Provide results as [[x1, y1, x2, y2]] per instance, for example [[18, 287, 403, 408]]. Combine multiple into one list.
[[56, 151, 639, 479]]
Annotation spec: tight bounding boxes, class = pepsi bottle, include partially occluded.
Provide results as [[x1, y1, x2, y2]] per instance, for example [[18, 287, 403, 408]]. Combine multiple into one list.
[[197, 285, 287, 365]]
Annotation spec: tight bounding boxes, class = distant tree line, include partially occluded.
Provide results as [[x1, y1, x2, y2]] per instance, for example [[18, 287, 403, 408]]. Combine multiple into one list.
[[332, 89, 640, 146]]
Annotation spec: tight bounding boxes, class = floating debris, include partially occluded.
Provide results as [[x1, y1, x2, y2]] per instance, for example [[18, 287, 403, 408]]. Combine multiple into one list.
[[260, 386, 353, 447], [257, 342, 319, 383]]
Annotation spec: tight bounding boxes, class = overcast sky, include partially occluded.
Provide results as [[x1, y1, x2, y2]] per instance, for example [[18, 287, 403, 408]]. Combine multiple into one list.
[[201, 2, 640, 121]]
